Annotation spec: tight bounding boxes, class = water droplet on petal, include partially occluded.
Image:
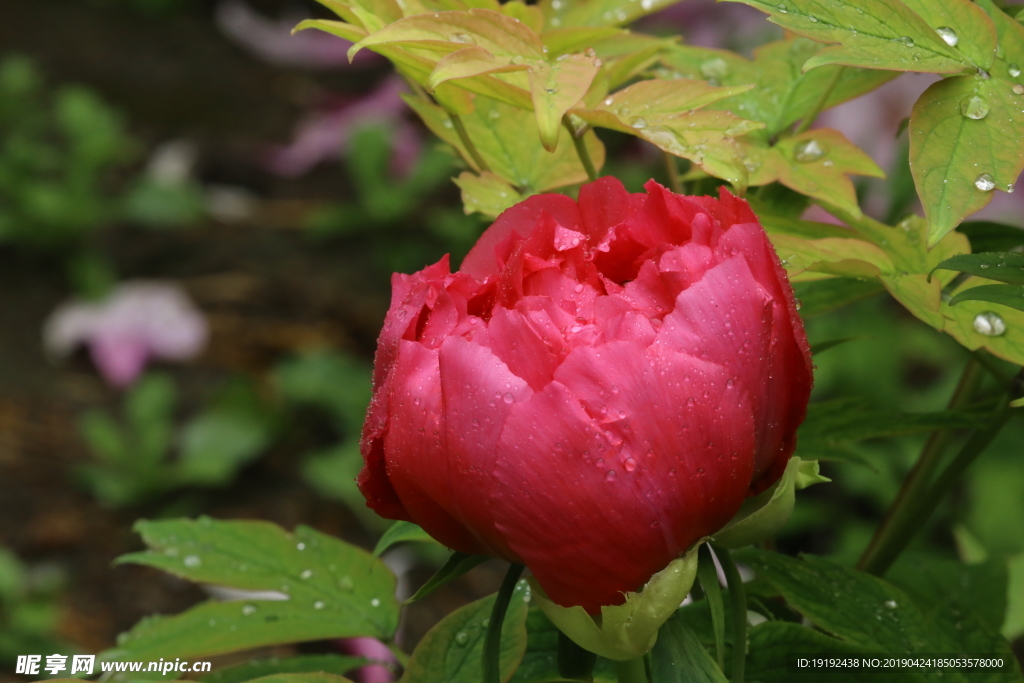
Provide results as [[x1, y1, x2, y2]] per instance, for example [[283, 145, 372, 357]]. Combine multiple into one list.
[[936, 27, 958, 47], [624, 458, 637, 472], [960, 95, 990, 119], [606, 470, 617, 482], [502, 393, 514, 404], [973, 311, 1006, 336], [793, 138, 827, 162], [974, 173, 996, 191]]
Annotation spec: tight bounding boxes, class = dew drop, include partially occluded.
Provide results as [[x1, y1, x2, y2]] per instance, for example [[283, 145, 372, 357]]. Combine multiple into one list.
[[242, 604, 257, 616], [884, 599, 898, 609], [776, 3, 787, 13], [454, 631, 470, 646], [370, 598, 381, 607], [807, 15, 819, 22], [974, 173, 996, 191], [1014, 84, 1024, 95], [624, 458, 637, 472], [449, 32, 474, 44], [339, 576, 354, 592], [313, 600, 326, 610], [631, 117, 648, 129], [699, 58, 729, 81], [793, 138, 827, 162], [184, 555, 201, 568], [641, 0, 655, 10], [891, 36, 914, 47], [606, 470, 617, 482], [973, 311, 1006, 336], [960, 95, 990, 120], [300, 569, 313, 580], [502, 392, 514, 404], [1010, 63, 1021, 78], [936, 27, 958, 47], [296, 542, 307, 551]]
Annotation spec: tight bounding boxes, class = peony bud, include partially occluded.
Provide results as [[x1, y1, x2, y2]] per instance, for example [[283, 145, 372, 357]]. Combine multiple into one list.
[[359, 178, 813, 615]]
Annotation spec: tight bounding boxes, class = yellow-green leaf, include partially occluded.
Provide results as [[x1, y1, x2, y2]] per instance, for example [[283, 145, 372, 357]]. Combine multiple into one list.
[[722, 0, 968, 74], [427, 46, 529, 90], [898, 0, 998, 70], [769, 234, 893, 282], [943, 277, 1024, 366], [539, 0, 679, 29], [528, 53, 601, 151], [453, 171, 524, 217], [909, 75, 1024, 246]]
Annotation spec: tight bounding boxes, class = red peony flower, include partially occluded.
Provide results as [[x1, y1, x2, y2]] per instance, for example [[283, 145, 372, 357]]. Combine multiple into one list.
[[359, 177, 812, 614]]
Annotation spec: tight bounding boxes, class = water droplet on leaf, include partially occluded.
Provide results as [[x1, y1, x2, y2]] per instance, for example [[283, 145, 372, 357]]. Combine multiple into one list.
[[960, 95, 990, 119], [242, 604, 257, 616], [936, 27, 958, 47], [454, 631, 470, 646], [973, 311, 1006, 336], [974, 173, 996, 191], [891, 36, 914, 47], [313, 600, 326, 610], [793, 138, 827, 162], [184, 555, 201, 568], [1010, 63, 1021, 78]]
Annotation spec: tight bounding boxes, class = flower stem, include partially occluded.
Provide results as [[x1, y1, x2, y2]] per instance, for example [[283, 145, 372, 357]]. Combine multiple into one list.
[[563, 116, 599, 182], [612, 657, 648, 683], [857, 358, 986, 576], [483, 563, 524, 683], [793, 66, 845, 135], [558, 631, 597, 681], [450, 112, 491, 173], [715, 546, 747, 683], [663, 152, 682, 194]]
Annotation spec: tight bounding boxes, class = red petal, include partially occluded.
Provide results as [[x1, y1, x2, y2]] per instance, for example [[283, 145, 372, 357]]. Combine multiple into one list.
[[577, 177, 642, 243]]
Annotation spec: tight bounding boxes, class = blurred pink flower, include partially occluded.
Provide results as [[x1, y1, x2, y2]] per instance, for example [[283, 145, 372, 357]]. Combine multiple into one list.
[[216, 0, 376, 69], [337, 637, 397, 683], [262, 76, 422, 178], [44, 282, 208, 388]]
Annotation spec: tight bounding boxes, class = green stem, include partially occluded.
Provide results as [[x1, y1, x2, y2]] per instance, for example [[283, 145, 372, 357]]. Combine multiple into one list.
[[483, 563, 524, 683], [663, 152, 682, 194], [793, 66, 845, 135], [715, 546, 747, 683], [450, 112, 491, 173], [563, 116, 599, 182], [696, 544, 726, 671], [857, 359, 986, 576], [612, 657, 648, 683]]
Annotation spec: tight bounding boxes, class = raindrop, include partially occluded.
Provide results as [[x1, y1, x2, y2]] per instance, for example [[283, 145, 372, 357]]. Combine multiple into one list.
[[503, 393, 514, 404], [807, 15, 819, 23], [700, 58, 729, 81], [641, 0, 655, 10], [371, 598, 381, 607], [624, 458, 637, 472], [296, 542, 307, 551], [300, 569, 313, 580], [313, 600, 326, 610], [184, 555, 201, 568], [974, 173, 996, 191], [884, 600, 898, 609], [1014, 85, 1024, 96], [776, 3, 787, 13], [973, 311, 1006, 336], [1010, 63, 1021, 78], [606, 470, 617, 482], [449, 33, 474, 44], [891, 36, 914, 47], [454, 631, 470, 646], [339, 576, 354, 592], [793, 138, 827, 162], [936, 27, 958, 47], [242, 604, 257, 616], [631, 117, 648, 129], [960, 95, 990, 119]]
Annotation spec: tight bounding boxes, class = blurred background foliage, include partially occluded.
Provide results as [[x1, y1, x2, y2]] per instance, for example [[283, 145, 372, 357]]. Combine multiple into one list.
[[0, 0, 1021, 677]]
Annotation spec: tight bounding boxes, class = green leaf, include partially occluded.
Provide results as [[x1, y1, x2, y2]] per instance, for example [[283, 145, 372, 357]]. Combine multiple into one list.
[[744, 128, 884, 216], [314, 0, 402, 27], [886, 556, 1008, 635], [722, 0, 967, 74], [767, 233, 893, 282], [405, 94, 604, 192], [373, 522, 439, 557], [695, 546, 726, 671], [274, 350, 371, 432], [176, 411, 270, 486], [508, 608, 617, 683], [792, 278, 885, 318], [738, 550, 1015, 681], [538, 0, 679, 29], [241, 675, 355, 683], [976, 0, 1024, 85], [959, 221, 1024, 253], [201, 656, 368, 683], [528, 54, 600, 151], [108, 519, 398, 664], [910, 75, 1024, 246], [453, 171, 522, 217], [949, 284, 1024, 312], [300, 443, 378, 530], [795, 398, 981, 465], [942, 277, 1024, 366], [407, 552, 488, 603], [746, 621, 926, 683], [933, 252, 1024, 285], [649, 611, 728, 683], [401, 580, 530, 683], [897, 0, 998, 70]]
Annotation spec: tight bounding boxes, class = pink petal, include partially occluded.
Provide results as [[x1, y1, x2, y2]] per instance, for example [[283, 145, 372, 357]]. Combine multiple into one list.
[[90, 335, 151, 388]]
